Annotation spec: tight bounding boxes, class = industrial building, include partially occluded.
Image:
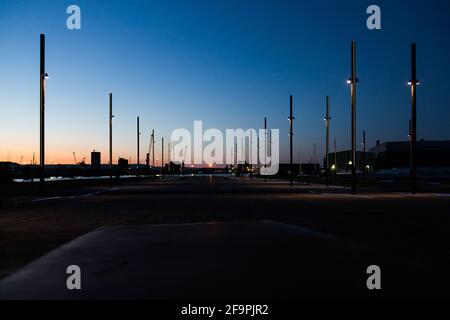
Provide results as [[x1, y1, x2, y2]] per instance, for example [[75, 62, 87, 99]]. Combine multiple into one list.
[[165, 161, 181, 174], [91, 150, 101, 170], [370, 140, 450, 169], [0, 162, 19, 183], [118, 158, 129, 171]]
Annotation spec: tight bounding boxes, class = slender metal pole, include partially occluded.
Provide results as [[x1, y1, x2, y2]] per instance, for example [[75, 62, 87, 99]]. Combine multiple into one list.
[[137, 116, 140, 178], [362, 130, 366, 178], [313, 143, 316, 175], [351, 40, 357, 195], [264, 117, 267, 182], [289, 95, 294, 186], [410, 43, 417, 194], [168, 141, 171, 175], [109, 93, 113, 183], [325, 96, 330, 187], [151, 129, 155, 178], [152, 129, 155, 167], [249, 133, 252, 175], [334, 137, 337, 176], [298, 148, 301, 176], [257, 135, 260, 173], [39, 34, 45, 195], [241, 137, 244, 168], [409, 119, 412, 140], [161, 137, 164, 175], [333, 137, 337, 170], [234, 138, 239, 172]]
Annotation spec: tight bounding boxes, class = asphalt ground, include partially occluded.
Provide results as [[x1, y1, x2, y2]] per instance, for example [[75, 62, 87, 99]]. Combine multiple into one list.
[[1, 175, 449, 299]]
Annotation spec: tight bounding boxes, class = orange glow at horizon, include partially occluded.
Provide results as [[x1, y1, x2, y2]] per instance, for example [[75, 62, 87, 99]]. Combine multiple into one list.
[[0, 148, 167, 165]]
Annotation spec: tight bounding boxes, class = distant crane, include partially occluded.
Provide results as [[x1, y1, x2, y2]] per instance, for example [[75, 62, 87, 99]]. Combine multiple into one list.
[[19, 155, 24, 164], [73, 152, 86, 166]]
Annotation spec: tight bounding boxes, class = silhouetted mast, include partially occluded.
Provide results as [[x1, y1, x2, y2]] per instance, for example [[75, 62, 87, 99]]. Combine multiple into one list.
[[39, 34, 46, 195], [137, 116, 140, 178], [325, 96, 330, 186], [161, 137, 164, 174], [409, 43, 418, 194], [109, 93, 113, 183], [264, 117, 267, 182], [289, 95, 294, 186], [349, 40, 358, 195]]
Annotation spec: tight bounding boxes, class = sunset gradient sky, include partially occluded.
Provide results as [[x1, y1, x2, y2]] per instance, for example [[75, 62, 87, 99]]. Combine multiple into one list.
[[0, 0, 449, 164]]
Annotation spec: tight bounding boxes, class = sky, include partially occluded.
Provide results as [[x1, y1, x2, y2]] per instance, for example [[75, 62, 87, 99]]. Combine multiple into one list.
[[0, 0, 449, 165]]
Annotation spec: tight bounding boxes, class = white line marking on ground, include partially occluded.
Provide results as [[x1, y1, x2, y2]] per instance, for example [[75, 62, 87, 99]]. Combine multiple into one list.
[[32, 188, 120, 203], [33, 196, 64, 202], [297, 182, 351, 190], [321, 193, 375, 199]]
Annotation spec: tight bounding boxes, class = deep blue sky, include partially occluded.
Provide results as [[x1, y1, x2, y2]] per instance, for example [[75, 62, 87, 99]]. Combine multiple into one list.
[[0, 0, 449, 164]]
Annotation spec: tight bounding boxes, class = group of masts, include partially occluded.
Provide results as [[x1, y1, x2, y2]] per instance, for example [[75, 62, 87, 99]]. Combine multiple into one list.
[[287, 41, 419, 195], [37, 34, 419, 196]]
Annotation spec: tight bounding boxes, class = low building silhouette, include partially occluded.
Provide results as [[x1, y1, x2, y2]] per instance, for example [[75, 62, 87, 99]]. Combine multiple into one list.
[[370, 140, 450, 169], [91, 150, 101, 170], [118, 158, 129, 172], [0, 162, 18, 183], [165, 161, 181, 174]]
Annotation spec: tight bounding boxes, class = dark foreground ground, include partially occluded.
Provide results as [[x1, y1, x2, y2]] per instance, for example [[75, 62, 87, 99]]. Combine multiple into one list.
[[1, 175, 450, 299]]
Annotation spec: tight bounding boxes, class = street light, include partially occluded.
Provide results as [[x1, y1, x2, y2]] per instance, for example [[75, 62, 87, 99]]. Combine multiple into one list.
[[39, 33, 47, 195], [408, 43, 419, 194], [347, 40, 358, 195], [40, 71, 49, 194], [288, 95, 294, 187], [324, 96, 330, 187], [264, 117, 267, 183], [137, 116, 141, 178], [362, 130, 366, 178]]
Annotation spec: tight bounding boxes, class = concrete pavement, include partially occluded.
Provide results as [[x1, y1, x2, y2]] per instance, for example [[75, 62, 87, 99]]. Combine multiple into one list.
[[1, 176, 450, 299], [0, 220, 370, 300]]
